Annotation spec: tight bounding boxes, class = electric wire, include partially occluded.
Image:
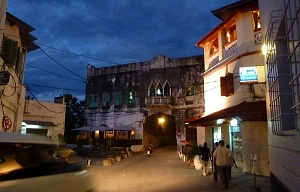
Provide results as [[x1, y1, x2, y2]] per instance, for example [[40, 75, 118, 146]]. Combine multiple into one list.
[[27, 0, 93, 68], [39, 48, 86, 81], [26, 64, 85, 82], [52, 0, 199, 56], [36, 43, 121, 65], [26, 82, 85, 92], [25, 87, 66, 114], [27, 0, 87, 80], [1, 71, 17, 97], [43, 0, 146, 59]]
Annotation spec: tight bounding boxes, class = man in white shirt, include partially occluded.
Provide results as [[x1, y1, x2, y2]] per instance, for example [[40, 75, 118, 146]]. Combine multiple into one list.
[[213, 140, 232, 189]]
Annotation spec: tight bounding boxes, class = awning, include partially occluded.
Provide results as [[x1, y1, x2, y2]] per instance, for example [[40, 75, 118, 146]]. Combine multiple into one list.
[[71, 124, 109, 132], [113, 125, 139, 131], [71, 124, 139, 132], [23, 120, 56, 127], [102, 113, 144, 128], [185, 101, 267, 126]]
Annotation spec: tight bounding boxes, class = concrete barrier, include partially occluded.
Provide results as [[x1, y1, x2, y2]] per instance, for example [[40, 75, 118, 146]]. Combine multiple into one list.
[[130, 145, 143, 152]]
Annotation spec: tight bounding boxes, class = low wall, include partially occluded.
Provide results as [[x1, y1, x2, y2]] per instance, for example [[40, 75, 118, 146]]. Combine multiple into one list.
[[130, 145, 143, 152]]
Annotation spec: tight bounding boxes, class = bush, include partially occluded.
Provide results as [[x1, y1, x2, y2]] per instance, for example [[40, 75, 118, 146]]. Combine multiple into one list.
[[187, 144, 201, 159]]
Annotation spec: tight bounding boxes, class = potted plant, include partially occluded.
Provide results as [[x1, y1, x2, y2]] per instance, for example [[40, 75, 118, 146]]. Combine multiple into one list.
[[187, 144, 201, 167]]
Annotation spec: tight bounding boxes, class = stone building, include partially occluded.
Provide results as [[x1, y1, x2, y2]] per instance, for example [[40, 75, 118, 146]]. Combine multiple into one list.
[[85, 54, 204, 149]]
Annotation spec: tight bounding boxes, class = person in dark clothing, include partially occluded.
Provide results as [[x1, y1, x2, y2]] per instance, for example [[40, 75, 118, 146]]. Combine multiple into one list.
[[226, 144, 234, 180], [147, 142, 154, 154], [200, 142, 211, 176], [212, 142, 219, 181]]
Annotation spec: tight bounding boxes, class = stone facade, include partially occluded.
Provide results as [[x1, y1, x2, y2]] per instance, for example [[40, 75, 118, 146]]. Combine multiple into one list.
[[85, 54, 204, 147]]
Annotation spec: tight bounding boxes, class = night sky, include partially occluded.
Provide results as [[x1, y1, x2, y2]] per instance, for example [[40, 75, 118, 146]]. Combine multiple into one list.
[[7, 0, 238, 102]]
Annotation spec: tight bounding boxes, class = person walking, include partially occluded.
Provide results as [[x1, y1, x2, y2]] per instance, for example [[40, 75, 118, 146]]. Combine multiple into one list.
[[212, 141, 219, 182], [200, 142, 211, 176], [147, 142, 154, 154], [213, 140, 232, 190], [226, 144, 234, 180]]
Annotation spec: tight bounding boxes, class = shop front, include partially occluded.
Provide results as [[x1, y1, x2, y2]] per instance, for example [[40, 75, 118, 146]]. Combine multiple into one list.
[[185, 101, 269, 175]]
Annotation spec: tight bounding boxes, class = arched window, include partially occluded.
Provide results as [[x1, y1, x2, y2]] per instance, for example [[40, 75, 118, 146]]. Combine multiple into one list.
[[149, 82, 156, 97], [156, 82, 163, 96], [163, 81, 171, 96]]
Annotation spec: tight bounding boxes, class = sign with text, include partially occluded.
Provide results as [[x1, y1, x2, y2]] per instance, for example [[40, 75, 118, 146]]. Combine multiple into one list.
[[251, 154, 257, 162], [0, 71, 10, 85]]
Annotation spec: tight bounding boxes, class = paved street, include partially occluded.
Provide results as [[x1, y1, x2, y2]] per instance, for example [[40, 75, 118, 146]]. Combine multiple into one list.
[[86, 146, 272, 192]]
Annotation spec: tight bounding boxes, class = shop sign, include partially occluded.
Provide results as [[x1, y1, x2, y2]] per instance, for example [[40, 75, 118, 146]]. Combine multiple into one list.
[[0, 71, 10, 85], [230, 125, 241, 132]]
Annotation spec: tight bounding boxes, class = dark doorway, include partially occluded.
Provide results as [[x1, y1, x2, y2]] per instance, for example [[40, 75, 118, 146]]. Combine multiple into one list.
[[144, 112, 176, 147]]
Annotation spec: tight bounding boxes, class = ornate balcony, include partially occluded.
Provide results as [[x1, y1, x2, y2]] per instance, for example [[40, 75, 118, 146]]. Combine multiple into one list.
[[145, 96, 172, 106]]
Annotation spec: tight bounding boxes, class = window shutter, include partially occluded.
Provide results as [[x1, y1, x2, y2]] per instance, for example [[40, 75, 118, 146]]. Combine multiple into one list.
[[115, 91, 122, 106], [191, 86, 194, 95], [89, 94, 98, 109], [2, 38, 18, 66], [220, 73, 234, 96], [16, 47, 24, 74], [227, 73, 234, 96], [102, 93, 110, 107], [220, 76, 228, 96]]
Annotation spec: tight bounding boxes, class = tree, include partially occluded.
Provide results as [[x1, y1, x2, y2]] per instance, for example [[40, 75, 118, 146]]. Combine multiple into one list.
[[63, 93, 85, 143]]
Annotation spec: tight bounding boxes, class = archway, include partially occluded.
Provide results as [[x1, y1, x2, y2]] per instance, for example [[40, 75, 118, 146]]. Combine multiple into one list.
[[143, 112, 176, 148]]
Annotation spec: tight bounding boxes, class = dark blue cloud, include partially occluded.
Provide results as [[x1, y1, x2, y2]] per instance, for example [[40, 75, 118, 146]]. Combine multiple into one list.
[[7, 0, 238, 102]]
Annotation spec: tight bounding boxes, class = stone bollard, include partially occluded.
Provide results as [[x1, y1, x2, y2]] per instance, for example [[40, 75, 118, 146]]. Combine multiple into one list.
[[86, 159, 92, 167], [107, 157, 115, 164], [115, 156, 122, 162], [122, 153, 128, 159], [103, 159, 112, 166]]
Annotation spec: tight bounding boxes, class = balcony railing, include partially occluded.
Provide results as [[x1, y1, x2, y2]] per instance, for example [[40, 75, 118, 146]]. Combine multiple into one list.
[[224, 40, 238, 59], [208, 53, 219, 69], [145, 97, 171, 105]]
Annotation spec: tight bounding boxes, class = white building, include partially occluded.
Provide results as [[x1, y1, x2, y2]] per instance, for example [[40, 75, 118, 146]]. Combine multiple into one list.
[[186, 0, 270, 176], [22, 99, 66, 140], [259, 0, 300, 191]]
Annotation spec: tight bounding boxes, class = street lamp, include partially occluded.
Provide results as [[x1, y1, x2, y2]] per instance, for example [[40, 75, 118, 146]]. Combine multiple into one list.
[[158, 117, 165, 125]]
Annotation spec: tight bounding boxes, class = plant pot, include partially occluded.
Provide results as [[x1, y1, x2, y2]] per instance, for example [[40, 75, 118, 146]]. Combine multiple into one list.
[[194, 155, 202, 170]]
